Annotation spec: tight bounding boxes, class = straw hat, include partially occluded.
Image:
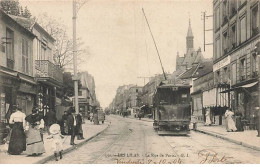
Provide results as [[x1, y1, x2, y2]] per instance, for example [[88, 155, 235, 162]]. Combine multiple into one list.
[[49, 124, 60, 135]]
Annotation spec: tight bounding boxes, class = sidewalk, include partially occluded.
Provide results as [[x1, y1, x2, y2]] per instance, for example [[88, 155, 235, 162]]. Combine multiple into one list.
[[194, 123, 260, 151], [0, 120, 109, 164]]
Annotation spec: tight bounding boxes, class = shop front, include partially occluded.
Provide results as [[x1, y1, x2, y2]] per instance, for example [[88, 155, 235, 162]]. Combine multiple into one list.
[[16, 75, 37, 116], [233, 81, 258, 130]]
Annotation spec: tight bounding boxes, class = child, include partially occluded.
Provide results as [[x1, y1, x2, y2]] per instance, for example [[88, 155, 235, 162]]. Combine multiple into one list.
[[48, 124, 64, 161]]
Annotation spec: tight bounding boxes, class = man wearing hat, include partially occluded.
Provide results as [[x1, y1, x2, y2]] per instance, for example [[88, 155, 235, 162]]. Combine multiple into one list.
[[67, 107, 78, 145]]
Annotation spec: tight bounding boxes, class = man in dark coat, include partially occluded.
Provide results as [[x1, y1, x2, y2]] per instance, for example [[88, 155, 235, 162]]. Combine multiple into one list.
[[67, 108, 77, 145], [76, 112, 84, 140], [44, 107, 57, 135], [61, 111, 68, 135]]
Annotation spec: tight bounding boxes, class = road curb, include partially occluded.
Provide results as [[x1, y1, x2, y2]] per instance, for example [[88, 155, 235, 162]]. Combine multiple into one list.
[[35, 124, 110, 164], [194, 129, 260, 152]]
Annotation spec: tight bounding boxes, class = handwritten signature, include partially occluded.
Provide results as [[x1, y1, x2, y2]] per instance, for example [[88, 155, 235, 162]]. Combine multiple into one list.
[[198, 149, 233, 164]]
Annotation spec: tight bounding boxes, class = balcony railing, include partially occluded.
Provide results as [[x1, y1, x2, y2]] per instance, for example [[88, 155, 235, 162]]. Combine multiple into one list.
[[35, 60, 63, 83]]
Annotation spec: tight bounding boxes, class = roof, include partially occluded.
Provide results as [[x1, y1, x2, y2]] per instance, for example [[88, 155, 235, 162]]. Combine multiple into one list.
[[0, 10, 35, 38], [8, 14, 34, 29], [192, 59, 213, 78], [8, 15, 55, 42], [179, 66, 197, 79], [179, 59, 213, 79]]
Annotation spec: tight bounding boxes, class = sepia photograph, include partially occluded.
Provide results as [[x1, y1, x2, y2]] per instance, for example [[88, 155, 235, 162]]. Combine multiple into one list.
[[0, 0, 260, 164]]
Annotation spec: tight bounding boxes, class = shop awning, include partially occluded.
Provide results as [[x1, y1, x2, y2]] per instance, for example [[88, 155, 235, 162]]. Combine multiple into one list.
[[220, 81, 258, 93]]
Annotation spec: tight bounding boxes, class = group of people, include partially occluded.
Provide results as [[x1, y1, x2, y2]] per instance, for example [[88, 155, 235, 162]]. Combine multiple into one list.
[[204, 107, 244, 132], [6, 106, 85, 161]]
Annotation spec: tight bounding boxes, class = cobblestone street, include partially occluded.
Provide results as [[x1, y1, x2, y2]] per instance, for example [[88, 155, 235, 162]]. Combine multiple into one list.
[[47, 115, 260, 164]]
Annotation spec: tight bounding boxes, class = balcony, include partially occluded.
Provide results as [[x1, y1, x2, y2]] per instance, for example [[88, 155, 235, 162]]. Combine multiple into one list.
[[35, 60, 63, 84]]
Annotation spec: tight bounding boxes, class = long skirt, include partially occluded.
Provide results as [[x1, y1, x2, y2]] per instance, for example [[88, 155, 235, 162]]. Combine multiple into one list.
[[226, 116, 237, 131], [26, 126, 45, 155], [8, 122, 26, 155]]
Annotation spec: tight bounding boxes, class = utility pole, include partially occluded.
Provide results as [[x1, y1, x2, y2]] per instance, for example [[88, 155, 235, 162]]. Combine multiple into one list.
[[72, 0, 87, 114], [72, 0, 79, 114], [201, 11, 213, 51]]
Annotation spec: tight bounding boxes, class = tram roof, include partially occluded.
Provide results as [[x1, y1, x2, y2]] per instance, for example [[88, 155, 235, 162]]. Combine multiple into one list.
[[157, 83, 191, 89]]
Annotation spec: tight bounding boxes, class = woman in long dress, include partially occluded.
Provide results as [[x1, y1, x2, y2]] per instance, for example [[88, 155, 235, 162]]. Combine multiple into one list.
[[225, 108, 237, 132], [25, 107, 45, 156], [205, 108, 212, 126], [8, 107, 26, 155]]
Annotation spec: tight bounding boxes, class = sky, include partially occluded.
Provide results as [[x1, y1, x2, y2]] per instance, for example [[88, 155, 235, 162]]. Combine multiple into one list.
[[20, 0, 213, 108]]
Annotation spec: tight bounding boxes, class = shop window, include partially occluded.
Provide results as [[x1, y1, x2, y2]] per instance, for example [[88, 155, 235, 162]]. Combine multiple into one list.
[[240, 58, 246, 81], [251, 54, 258, 77], [240, 15, 247, 44], [22, 38, 29, 74], [6, 28, 14, 69], [251, 5, 259, 37]]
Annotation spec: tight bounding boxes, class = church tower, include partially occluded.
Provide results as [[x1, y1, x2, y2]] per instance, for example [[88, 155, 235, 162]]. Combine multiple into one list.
[[186, 19, 194, 52]]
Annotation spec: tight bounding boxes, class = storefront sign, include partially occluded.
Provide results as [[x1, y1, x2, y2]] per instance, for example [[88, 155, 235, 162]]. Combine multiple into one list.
[[18, 82, 36, 94], [213, 56, 230, 72]]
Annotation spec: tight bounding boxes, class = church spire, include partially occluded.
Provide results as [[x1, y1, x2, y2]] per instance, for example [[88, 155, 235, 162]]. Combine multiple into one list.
[[186, 18, 194, 52], [187, 18, 193, 37]]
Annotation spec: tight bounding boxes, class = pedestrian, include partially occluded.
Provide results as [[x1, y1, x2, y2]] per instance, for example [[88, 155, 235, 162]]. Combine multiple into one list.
[[8, 106, 26, 155], [47, 124, 64, 161], [61, 111, 68, 135], [25, 107, 45, 156], [225, 108, 237, 132], [76, 111, 84, 140], [204, 108, 212, 126], [67, 108, 77, 145], [235, 106, 244, 131], [44, 107, 57, 135]]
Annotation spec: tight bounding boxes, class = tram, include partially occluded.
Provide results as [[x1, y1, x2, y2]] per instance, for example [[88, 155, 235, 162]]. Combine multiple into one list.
[[153, 83, 191, 135]]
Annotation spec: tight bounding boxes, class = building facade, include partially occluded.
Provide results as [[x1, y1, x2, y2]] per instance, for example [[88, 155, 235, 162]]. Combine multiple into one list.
[[213, 0, 260, 129]]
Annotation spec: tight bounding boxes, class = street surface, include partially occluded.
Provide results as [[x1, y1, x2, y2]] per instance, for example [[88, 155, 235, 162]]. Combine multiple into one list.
[[47, 115, 260, 164]]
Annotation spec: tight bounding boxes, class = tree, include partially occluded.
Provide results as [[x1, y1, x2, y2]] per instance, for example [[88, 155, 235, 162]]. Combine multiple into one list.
[[63, 72, 82, 98], [0, 0, 32, 18], [22, 6, 31, 18], [0, 0, 20, 15], [37, 13, 90, 69]]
